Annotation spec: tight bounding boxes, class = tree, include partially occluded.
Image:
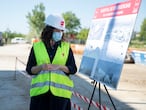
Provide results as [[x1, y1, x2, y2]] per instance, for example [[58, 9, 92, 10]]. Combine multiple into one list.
[[2, 29, 25, 44], [77, 28, 89, 40], [62, 11, 81, 35], [3, 30, 25, 39], [76, 28, 89, 44], [139, 18, 146, 41], [26, 3, 45, 37]]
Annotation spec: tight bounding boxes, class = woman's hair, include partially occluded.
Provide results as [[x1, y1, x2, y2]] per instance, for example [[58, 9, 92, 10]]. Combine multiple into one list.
[[40, 25, 54, 47]]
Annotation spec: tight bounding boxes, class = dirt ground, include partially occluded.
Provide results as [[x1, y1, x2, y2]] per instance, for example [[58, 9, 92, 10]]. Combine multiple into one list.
[[0, 44, 146, 110]]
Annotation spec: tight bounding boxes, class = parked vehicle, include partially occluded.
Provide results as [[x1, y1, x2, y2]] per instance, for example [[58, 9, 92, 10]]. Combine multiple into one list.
[[11, 37, 28, 44], [0, 32, 4, 46]]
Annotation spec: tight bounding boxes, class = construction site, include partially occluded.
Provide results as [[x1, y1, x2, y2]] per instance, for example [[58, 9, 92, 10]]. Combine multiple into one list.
[[0, 44, 146, 110]]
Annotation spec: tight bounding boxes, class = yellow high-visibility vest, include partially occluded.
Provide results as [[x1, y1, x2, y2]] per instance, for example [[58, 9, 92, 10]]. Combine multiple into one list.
[[30, 41, 74, 99]]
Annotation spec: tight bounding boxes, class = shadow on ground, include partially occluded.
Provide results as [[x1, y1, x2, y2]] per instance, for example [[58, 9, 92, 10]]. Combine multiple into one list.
[[0, 70, 135, 110]]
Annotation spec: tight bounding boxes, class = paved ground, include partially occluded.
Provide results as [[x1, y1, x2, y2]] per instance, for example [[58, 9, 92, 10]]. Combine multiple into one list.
[[0, 44, 146, 110], [0, 71, 30, 110]]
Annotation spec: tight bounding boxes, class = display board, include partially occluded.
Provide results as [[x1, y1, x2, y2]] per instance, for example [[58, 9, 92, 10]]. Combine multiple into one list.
[[79, 0, 141, 89]]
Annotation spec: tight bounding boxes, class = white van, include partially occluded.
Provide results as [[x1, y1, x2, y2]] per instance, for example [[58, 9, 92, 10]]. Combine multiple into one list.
[[11, 37, 28, 44]]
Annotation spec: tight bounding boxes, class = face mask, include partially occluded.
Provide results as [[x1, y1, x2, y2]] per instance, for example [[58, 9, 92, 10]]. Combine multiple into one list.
[[52, 32, 63, 42]]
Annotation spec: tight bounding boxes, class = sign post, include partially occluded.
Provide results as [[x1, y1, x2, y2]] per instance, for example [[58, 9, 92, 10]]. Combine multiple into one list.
[[79, 0, 141, 109]]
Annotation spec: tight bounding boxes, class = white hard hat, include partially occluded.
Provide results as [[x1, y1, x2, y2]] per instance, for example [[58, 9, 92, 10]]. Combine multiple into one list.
[[45, 14, 66, 31]]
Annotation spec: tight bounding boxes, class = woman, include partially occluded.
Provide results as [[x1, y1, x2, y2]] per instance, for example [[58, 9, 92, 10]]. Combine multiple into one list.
[[26, 14, 77, 110]]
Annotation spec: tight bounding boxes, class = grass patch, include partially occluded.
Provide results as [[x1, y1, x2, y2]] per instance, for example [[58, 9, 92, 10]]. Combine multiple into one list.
[[129, 40, 146, 50]]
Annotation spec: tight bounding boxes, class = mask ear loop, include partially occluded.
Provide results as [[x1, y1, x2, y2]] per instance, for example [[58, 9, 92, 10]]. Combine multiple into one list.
[[60, 32, 63, 37]]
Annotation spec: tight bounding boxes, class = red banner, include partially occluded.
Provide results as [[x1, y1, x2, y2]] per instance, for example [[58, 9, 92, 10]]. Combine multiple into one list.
[[93, 0, 141, 19]]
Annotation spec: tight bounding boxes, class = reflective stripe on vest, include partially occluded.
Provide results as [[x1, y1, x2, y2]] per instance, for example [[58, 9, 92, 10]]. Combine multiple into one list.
[[31, 41, 74, 98]]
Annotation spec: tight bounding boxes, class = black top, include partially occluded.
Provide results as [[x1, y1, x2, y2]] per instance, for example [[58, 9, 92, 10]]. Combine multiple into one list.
[[26, 41, 77, 75]]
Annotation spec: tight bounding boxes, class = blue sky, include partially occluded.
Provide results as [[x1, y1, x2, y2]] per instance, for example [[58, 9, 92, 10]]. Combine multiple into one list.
[[0, 0, 145, 34]]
